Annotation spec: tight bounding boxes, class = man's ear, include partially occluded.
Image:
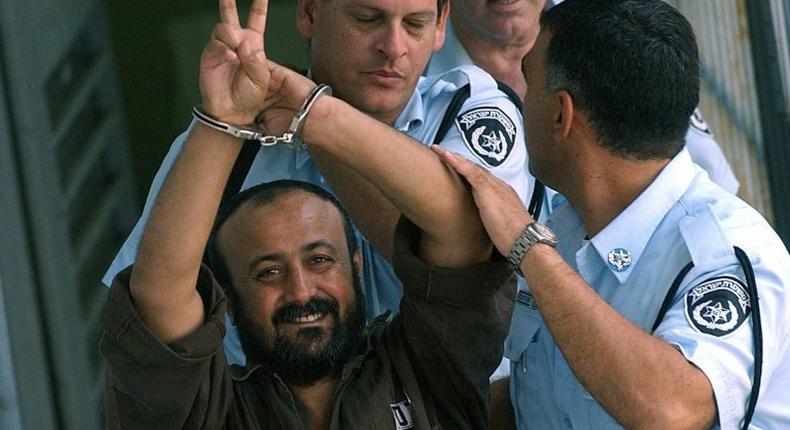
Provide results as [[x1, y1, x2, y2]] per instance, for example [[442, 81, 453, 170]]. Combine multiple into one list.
[[296, 0, 317, 38], [433, 2, 450, 52], [553, 90, 574, 141]]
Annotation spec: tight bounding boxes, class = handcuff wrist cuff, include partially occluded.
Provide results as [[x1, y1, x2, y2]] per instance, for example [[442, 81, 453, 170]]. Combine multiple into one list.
[[192, 84, 333, 147]]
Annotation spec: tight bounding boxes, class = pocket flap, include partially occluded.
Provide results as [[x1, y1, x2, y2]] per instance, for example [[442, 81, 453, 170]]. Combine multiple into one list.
[[504, 290, 542, 360]]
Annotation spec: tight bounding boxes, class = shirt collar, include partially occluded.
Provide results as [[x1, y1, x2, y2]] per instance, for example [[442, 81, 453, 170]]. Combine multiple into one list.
[[589, 149, 696, 283], [393, 84, 425, 133]]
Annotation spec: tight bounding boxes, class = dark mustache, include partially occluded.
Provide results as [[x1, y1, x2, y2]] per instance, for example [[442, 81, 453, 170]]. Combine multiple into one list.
[[272, 298, 338, 324]]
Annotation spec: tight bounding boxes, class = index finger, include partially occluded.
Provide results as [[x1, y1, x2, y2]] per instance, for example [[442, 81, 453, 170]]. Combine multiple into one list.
[[246, 0, 269, 33], [432, 146, 481, 177], [219, 0, 241, 27]]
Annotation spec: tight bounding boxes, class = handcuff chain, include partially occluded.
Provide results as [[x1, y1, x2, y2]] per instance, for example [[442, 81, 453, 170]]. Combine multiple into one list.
[[192, 84, 332, 148], [259, 133, 294, 146]]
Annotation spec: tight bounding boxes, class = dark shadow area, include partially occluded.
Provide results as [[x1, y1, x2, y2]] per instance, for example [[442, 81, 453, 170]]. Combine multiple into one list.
[[104, 0, 308, 203]]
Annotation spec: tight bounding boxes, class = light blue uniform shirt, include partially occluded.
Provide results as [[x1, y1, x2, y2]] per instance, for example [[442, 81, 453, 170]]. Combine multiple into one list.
[[103, 65, 532, 364], [506, 149, 790, 429]]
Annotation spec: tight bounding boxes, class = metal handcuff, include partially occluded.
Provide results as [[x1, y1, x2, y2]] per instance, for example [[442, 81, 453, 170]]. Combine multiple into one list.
[[192, 84, 333, 148]]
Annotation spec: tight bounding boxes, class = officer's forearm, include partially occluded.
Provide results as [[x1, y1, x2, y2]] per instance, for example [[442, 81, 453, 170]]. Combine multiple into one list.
[[519, 245, 717, 429], [301, 95, 491, 267], [131, 123, 243, 343]]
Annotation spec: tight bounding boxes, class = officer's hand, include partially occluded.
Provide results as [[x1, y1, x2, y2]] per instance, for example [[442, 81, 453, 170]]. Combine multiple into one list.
[[257, 59, 320, 137], [432, 145, 534, 257], [199, 0, 272, 125]]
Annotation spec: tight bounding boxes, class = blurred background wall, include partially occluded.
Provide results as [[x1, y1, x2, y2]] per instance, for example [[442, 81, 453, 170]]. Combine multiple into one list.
[[665, 0, 790, 228], [0, 1, 788, 429]]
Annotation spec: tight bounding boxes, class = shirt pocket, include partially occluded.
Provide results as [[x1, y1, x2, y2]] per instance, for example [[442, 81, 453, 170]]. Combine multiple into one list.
[[505, 290, 543, 361]]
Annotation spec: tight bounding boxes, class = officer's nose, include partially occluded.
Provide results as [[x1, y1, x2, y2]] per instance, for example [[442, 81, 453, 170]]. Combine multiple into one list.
[[377, 23, 407, 60]]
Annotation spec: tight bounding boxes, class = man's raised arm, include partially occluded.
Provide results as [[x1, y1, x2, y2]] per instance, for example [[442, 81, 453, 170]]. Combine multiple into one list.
[[128, 0, 271, 343]]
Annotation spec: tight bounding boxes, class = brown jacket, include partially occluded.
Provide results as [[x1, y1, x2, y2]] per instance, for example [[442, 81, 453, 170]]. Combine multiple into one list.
[[101, 220, 515, 429]]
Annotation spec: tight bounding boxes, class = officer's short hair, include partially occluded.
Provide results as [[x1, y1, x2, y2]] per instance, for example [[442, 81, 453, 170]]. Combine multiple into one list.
[[323, 0, 448, 15], [206, 180, 359, 294], [541, 0, 699, 160]]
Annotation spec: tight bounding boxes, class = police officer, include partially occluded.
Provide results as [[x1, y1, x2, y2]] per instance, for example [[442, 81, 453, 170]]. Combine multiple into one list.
[[103, 0, 532, 364], [435, 0, 789, 428], [427, 0, 740, 195], [686, 108, 740, 194], [424, 0, 545, 99]]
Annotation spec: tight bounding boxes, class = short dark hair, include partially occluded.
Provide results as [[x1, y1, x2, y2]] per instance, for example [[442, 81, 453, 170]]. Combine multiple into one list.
[[205, 180, 359, 294], [540, 0, 699, 160], [323, 0, 448, 14]]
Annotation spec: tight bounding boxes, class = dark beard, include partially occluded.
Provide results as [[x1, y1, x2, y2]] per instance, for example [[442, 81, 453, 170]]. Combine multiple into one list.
[[233, 267, 365, 386]]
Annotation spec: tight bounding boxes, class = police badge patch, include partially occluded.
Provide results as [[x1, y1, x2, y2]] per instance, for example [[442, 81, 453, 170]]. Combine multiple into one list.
[[684, 276, 751, 337], [455, 107, 516, 167]]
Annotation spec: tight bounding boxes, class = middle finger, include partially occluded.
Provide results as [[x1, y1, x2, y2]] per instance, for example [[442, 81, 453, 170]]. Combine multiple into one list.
[[246, 0, 269, 33]]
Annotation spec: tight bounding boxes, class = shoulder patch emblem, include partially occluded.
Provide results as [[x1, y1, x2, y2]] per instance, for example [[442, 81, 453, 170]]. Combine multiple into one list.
[[690, 108, 712, 136], [455, 107, 516, 167], [684, 276, 750, 337]]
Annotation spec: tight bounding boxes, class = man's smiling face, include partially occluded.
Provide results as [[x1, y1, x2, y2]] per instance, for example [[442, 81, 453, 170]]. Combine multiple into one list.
[[217, 190, 364, 385]]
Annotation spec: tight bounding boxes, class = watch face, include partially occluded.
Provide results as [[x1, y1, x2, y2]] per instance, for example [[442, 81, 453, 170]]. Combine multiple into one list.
[[531, 222, 558, 244]]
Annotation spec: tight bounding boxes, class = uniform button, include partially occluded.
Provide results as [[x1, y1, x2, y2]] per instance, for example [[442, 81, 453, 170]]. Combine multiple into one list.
[[563, 417, 573, 428]]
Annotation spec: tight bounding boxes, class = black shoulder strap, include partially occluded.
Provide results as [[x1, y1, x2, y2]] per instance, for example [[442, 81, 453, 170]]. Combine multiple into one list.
[[433, 81, 545, 219], [652, 248, 761, 430], [528, 181, 546, 222], [220, 139, 259, 207], [651, 261, 695, 332], [433, 84, 471, 145], [495, 80, 523, 111], [735, 246, 762, 430]]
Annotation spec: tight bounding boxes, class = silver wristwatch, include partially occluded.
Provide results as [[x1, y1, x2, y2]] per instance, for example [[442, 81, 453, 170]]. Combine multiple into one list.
[[507, 222, 558, 277]]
